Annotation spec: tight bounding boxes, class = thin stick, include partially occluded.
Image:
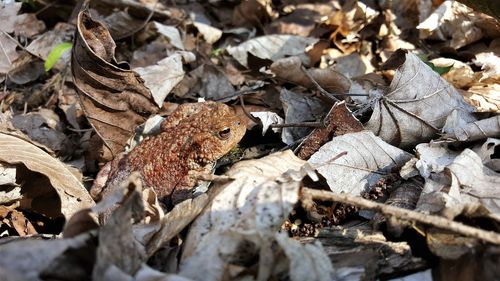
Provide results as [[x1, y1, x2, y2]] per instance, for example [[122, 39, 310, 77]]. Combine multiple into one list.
[[300, 65, 340, 103], [238, 95, 260, 125], [270, 122, 323, 129], [301, 187, 500, 244]]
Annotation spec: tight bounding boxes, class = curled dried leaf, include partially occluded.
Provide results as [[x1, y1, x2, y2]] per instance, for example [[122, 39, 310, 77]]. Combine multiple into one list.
[[72, 10, 158, 160]]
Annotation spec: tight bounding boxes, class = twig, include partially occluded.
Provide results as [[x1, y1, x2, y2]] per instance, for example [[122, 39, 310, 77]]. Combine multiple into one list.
[[1, 31, 44, 61], [301, 187, 500, 244], [238, 95, 260, 125], [270, 122, 323, 128], [300, 65, 340, 103], [67, 127, 94, 133], [114, 2, 157, 40], [99, 0, 172, 19]]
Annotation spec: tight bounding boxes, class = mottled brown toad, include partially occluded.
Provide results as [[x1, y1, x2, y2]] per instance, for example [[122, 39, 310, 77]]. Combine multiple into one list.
[[91, 101, 246, 208]]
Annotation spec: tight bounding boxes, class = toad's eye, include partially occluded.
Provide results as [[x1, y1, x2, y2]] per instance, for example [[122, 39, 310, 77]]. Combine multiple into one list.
[[218, 127, 231, 140]]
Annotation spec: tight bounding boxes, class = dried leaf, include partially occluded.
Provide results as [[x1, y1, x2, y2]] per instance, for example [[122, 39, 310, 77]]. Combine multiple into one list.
[[297, 101, 364, 160], [250, 111, 284, 136], [0, 163, 16, 187], [308, 131, 413, 196], [443, 115, 500, 142], [227, 35, 318, 68], [474, 52, 500, 83], [103, 10, 146, 40], [416, 148, 500, 221], [1, 208, 37, 236], [143, 194, 209, 257], [0, 32, 20, 74], [463, 83, 500, 112], [265, 3, 336, 37], [270, 56, 351, 94], [280, 89, 330, 145], [94, 173, 146, 281], [13, 13, 45, 38], [473, 138, 500, 171], [414, 143, 460, 178], [11, 110, 73, 154], [430, 57, 476, 89], [153, 22, 184, 50], [0, 133, 94, 220], [274, 233, 335, 281], [72, 10, 158, 160], [5, 52, 44, 85], [0, 2, 22, 34], [365, 50, 474, 149], [180, 151, 306, 281], [134, 52, 195, 107], [193, 22, 222, 45], [417, 1, 500, 49], [232, 0, 277, 27], [334, 52, 375, 78], [0, 232, 94, 281], [187, 64, 235, 101]]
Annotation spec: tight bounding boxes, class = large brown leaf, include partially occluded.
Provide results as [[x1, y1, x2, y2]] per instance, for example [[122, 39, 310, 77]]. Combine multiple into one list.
[[72, 10, 158, 161]]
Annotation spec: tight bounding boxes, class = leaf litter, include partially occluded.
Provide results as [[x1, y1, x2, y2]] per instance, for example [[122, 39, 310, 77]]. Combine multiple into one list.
[[1, 0, 500, 280]]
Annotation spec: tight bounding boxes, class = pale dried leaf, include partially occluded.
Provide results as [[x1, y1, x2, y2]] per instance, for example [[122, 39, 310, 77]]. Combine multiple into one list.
[[0, 133, 94, 219], [414, 143, 460, 178], [0, 163, 16, 186], [392, 270, 433, 281], [463, 83, 500, 112], [417, 1, 493, 49], [227, 35, 318, 68], [274, 233, 335, 281], [308, 131, 412, 196], [134, 265, 193, 281], [0, 188, 21, 205], [443, 115, 500, 142], [430, 57, 476, 89], [473, 138, 500, 171], [142, 194, 209, 257], [449, 150, 500, 218], [26, 23, 74, 60], [134, 52, 195, 107], [416, 149, 500, 221], [193, 22, 222, 44], [0, 32, 20, 74], [0, 2, 21, 33], [474, 52, 500, 83], [153, 22, 184, 50], [250, 111, 284, 135], [180, 151, 305, 281], [189, 11, 222, 45], [365, 51, 474, 149]]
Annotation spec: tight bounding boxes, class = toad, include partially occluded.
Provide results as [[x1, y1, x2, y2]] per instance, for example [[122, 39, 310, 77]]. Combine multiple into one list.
[[91, 101, 246, 210]]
